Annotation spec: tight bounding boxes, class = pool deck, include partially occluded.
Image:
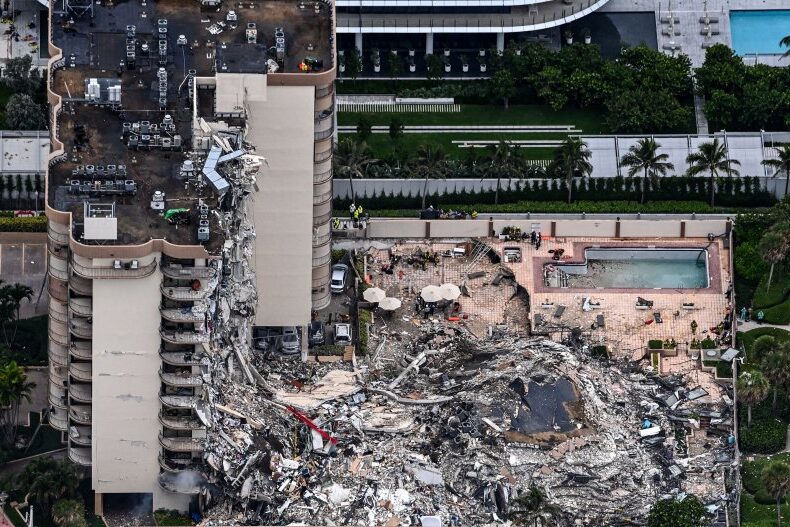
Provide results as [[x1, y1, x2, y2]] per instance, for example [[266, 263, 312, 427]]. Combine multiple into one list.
[[363, 235, 731, 401]]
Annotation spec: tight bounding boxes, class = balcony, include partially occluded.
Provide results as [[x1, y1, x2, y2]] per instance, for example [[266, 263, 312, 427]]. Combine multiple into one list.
[[314, 147, 332, 163], [49, 304, 68, 324], [49, 408, 68, 431], [48, 278, 68, 302], [69, 275, 93, 296], [50, 343, 69, 367], [160, 329, 209, 345], [159, 454, 203, 473], [48, 238, 69, 260], [49, 383, 67, 409], [69, 319, 92, 339], [69, 426, 92, 446], [69, 405, 92, 425], [49, 364, 67, 385], [160, 370, 204, 387], [69, 362, 92, 382], [71, 259, 158, 279], [47, 223, 70, 245], [48, 255, 69, 281], [315, 83, 334, 98], [158, 471, 206, 494], [314, 167, 332, 185], [160, 306, 207, 323], [68, 447, 92, 466], [315, 118, 334, 142], [313, 231, 331, 248], [159, 434, 204, 452], [160, 412, 204, 431], [69, 382, 92, 403], [160, 394, 198, 409], [162, 264, 217, 280], [49, 319, 69, 346], [160, 350, 204, 366], [70, 341, 92, 360], [313, 190, 332, 206], [69, 297, 92, 317], [161, 285, 212, 301]]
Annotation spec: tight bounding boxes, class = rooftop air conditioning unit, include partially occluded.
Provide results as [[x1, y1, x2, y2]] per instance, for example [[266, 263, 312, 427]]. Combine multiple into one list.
[[113, 260, 122, 269]]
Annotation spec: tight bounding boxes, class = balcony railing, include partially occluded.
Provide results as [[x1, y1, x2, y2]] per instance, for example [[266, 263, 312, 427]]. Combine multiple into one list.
[[160, 350, 204, 366], [69, 362, 92, 382], [159, 412, 205, 431], [69, 275, 93, 296], [313, 190, 332, 206], [69, 382, 92, 403], [71, 259, 158, 279], [50, 343, 69, 367], [316, 84, 334, 98], [69, 405, 92, 425], [162, 264, 217, 280], [47, 223, 70, 245], [315, 126, 335, 142], [48, 278, 68, 302], [69, 297, 92, 317], [49, 408, 68, 431], [313, 232, 331, 247], [159, 434, 205, 452], [50, 305, 68, 324], [49, 320, 69, 346], [49, 363, 67, 385], [312, 253, 331, 267], [159, 454, 203, 473], [313, 210, 332, 227], [314, 168, 332, 184], [160, 306, 207, 323], [68, 447, 92, 466], [69, 427, 92, 446], [160, 329, 210, 345], [160, 394, 198, 409], [48, 257, 69, 281], [161, 285, 212, 301], [49, 384, 67, 409], [70, 341, 92, 360], [314, 148, 332, 163], [160, 370, 204, 387], [69, 320, 92, 339], [48, 239, 69, 259]]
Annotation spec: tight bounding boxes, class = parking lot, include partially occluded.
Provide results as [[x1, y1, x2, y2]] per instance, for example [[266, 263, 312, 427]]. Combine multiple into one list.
[[0, 236, 48, 319]]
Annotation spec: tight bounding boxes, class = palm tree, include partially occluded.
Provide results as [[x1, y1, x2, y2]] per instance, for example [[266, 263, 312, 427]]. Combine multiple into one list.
[[52, 499, 88, 527], [782, 35, 790, 58], [619, 138, 675, 204], [484, 141, 524, 205], [413, 143, 449, 209], [0, 282, 34, 346], [0, 360, 34, 448], [737, 370, 770, 428], [762, 460, 790, 527], [333, 138, 377, 204], [758, 228, 790, 292], [551, 137, 592, 204], [762, 145, 790, 196], [761, 348, 790, 409], [685, 138, 740, 207], [14, 458, 80, 525]]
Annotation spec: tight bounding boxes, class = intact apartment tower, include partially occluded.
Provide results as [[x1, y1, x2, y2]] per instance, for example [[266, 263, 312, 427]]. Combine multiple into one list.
[[46, 0, 335, 513]]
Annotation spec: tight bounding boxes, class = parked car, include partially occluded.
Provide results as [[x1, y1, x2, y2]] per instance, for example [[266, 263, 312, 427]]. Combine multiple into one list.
[[330, 264, 348, 294], [308, 320, 326, 347], [253, 327, 278, 352], [279, 326, 300, 354], [334, 323, 352, 346]]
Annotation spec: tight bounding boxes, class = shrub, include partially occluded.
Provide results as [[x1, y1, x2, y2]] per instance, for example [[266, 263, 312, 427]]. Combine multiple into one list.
[[358, 308, 372, 356], [331, 249, 346, 264], [648, 339, 664, 350], [752, 269, 790, 309], [153, 509, 194, 526], [0, 215, 46, 232], [700, 338, 716, 349], [740, 419, 787, 454]]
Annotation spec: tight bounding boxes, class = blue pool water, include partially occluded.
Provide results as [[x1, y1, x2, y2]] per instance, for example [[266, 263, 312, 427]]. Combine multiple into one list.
[[551, 248, 709, 289], [730, 10, 790, 55]]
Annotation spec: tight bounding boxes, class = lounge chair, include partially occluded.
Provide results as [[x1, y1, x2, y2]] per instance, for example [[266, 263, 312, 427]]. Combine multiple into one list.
[[553, 305, 566, 318], [654, 312, 663, 324], [534, 314, 545, 326], [596, 314, 605, 328]]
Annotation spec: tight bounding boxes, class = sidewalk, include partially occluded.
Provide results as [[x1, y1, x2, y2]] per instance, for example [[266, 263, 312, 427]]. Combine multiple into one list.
[[737, 320, 790, 332]]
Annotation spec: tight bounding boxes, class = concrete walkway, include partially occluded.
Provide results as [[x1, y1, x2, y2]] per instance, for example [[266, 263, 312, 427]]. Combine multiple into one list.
[[737, 320, 790, 332]]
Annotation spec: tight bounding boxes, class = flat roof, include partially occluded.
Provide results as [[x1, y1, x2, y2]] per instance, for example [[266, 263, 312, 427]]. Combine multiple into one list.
[[0, 131, 49, 174]]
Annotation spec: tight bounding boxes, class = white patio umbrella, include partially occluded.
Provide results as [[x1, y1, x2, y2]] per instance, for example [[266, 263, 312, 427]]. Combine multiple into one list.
[[420, 285, 443, 303], [439, 283, 461, 301], [363, 287, 386, 303], [379, 297, 402, 311]]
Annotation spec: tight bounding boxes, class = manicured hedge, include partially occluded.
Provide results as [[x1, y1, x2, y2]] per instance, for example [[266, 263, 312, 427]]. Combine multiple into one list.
[[0, 215, 46, 232], [740, 418, 787, 454]]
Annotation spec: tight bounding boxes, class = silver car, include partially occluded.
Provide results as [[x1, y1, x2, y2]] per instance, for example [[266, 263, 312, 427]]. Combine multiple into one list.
[[330, 264, 348, 294], [279, 327, 300, 354]]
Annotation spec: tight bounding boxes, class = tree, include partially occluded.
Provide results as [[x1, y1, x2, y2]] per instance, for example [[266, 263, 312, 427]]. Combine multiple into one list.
[[0, 360, 34, 449], [388, 117, 404, 143], [6, 93, 46, 131], [738, 370, 770, 428], [551, 137, 592, 203], [345, 49, 362, 80], [387, 53, 403, 81], [14, 457, 80, 525], [2, 55, 40, 93], [489, 69, 516, 109], [762, 348, 790, 410], [355, 117, 372, 142], [333, 138, 377, 203], [484, 140, 523, 205], [15, 174, 22, 209], [685, 138, 740, 207], [758, 229, 789, 292], [0, 282, 34, 346], [782, 35, 790, 58], [762, 145, 790, 197], [761, 460, 790, 527], [425, 53, 444, 83], [753, 335, 779, 363], [646, 496, 708, 527], [412, 143, 448, 209], [619, 138, 675, 204], [52, 499, 88, 527]]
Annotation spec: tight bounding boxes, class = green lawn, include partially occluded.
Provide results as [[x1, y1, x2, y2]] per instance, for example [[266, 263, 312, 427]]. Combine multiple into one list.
[[338, 104, 606, 132], [5, 411, 63, 461], [738, 327, 790, 364], [742, 454, 790, 526], [742, 493, 790, 527]]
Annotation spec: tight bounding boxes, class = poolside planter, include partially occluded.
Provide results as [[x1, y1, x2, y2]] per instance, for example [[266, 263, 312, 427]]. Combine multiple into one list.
[[479, 49, 485, 57], [339, 63, 345, 73], [444, 63, 451, 73], [409, 49, 415, 57], [444, 48, 450, 57], [374, 63, 380, 73], [409, 63, 416, 73], [462, 63, 469, 72], [584, 35, 592, 44], [480, 63, 487, 73]]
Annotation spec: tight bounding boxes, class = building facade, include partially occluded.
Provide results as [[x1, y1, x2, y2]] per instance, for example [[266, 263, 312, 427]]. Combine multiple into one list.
[[46, 0, 334, 513]]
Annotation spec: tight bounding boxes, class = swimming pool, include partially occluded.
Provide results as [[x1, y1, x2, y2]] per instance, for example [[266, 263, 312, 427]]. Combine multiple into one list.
[[730, 10, 790, 55], [547, 248, 709, 289]]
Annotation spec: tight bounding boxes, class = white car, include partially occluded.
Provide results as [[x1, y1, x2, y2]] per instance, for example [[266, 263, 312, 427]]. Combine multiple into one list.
[[279, 327, 300, 354], [334, 323, 352, 346], [330, 264, 348, 294]]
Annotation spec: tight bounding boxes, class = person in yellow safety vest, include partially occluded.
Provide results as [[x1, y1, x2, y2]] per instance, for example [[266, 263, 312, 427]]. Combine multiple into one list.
[[353, 208, 360, 220], [357, 206, 364, 217], [471, 210, 478, 219], [332, 217, 341, 230]]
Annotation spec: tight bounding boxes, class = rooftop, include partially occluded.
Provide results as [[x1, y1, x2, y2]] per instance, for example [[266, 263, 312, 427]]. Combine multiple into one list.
[[47, 0, 333, 249]]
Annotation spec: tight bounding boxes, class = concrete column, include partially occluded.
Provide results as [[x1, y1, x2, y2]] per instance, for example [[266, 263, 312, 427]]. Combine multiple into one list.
[[425, 32, 434, 55], [496, 32, 505, 53], [94, 493, 103, 516], [355, 32, 363, 54]]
